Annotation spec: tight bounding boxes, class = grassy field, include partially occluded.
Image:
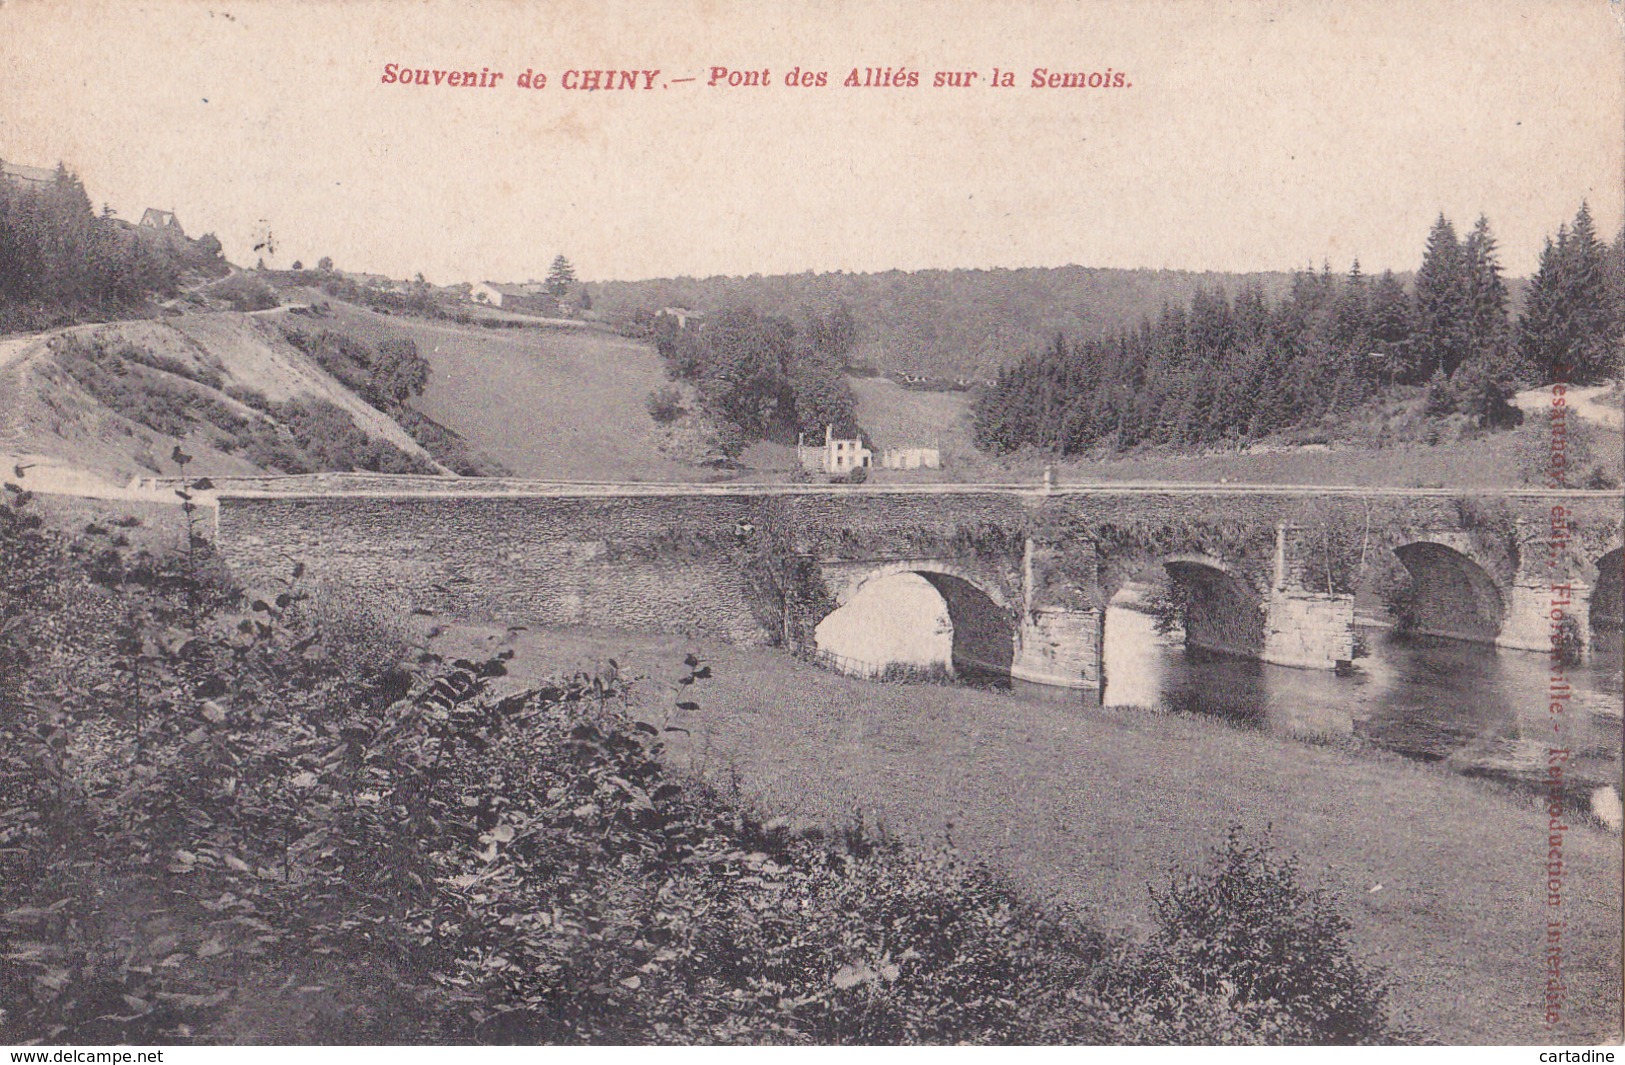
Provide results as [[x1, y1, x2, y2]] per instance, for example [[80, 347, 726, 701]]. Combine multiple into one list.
[[294, 304, 702, 481], [850, 376, 979, 461], [846, 376, 1625, 488], [430, 620, 1622, 1045], [1037, 428, 1624, 488]]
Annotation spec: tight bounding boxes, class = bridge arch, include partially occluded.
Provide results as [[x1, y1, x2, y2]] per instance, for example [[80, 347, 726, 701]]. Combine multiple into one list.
[[1160, 554, 1268, 659], [1592, 547, 1623, 635], [1102, 553, 1268, 704], [816, 562, 1016, 683], [1392, 541, 1506, 643]]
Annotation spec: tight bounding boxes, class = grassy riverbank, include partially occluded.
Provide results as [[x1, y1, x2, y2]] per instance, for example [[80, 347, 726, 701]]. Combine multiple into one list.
[[434, 621, 1624, 1044]]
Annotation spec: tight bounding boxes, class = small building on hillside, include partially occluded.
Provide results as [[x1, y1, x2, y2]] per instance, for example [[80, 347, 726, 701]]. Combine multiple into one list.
[[335, 271, 409, 293], [0, 158, 55, 188], [798, 426, 872, 474], [139, 208, 185, 239], [469, 281, 562, 316], [879, 445, 942, 470], [657, 306, 705, 331]]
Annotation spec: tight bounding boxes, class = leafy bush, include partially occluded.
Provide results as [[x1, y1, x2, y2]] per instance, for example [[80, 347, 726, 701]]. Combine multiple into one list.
[[265, 397, 438, 474], [874, 661, 955, 685], [1423, 368, 1523, 430], [646, 385, 686, 425], [283, 327, 430, 412], [1090, 826, 1408, 1044], [392, 406, 509, 476], [1513, 409, 1601, 487], [281, 326, 500, 474], [212, 273, 279, 312]]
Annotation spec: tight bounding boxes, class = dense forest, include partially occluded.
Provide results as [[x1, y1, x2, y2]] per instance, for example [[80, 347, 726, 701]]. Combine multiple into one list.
[[0, 164, 225, 333], [973, 207, 1625, 456], [595, 266, 1310, 379]]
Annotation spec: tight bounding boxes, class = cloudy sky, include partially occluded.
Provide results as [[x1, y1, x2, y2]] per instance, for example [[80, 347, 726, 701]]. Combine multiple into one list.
[[0, 0, 1619, 284]]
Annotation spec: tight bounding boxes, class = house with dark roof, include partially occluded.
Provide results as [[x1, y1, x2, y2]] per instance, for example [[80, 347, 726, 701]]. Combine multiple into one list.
[[139, 208, 185, 236]]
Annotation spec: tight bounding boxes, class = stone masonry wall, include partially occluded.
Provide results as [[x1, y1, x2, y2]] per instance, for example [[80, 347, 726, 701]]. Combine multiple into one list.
[[214, 487, 1623, 666]]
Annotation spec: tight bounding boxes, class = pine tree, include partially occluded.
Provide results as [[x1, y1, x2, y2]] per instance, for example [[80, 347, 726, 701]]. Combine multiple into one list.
[[1412, 214, 1470, 379], [1520, 204, 1616, 385], [1367, 270, 1413, 387], [1331, 259, 1371, 355], [1562, 203, 1614, 383], [1460, 214, 1514, 378], [1607, 226, 1625, 371], [1519, 228, 1570, 384], [545, 254, 577, 297]]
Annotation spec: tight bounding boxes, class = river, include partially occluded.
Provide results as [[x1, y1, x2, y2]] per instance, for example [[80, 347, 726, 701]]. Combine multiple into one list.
[[816, 572, 1623, 804], [1104, 587, 1623, 803]]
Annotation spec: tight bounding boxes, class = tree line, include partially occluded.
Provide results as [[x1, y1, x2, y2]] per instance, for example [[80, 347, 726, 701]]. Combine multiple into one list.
[[974, 206, 1625, 456], [655, 305, 863, 447], [595, 265, 1306, 380], [0, 164, 224, 332]]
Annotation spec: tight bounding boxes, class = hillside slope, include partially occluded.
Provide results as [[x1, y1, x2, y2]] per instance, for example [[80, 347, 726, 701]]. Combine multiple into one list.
[[295, 302, 709, 482], [0, 312, 448, 483]]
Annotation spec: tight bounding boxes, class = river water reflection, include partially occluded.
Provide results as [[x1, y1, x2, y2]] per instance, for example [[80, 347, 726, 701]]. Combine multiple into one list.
[[1103, 600, 1624, 798]]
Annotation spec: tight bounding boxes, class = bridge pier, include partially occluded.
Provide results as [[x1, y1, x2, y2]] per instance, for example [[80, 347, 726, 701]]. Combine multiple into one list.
[[1497, 580, 1590, 657], [1262, 590, 1356, 669], [1260, 524, 1356, 670], [1012, 605, 1104, 691]]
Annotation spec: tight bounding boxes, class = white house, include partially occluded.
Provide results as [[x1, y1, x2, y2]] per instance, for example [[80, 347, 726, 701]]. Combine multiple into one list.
[[798, 426, 872, 474]]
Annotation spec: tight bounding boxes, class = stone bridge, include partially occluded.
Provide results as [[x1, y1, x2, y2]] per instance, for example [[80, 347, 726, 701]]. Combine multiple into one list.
[[206, 478, 1624, 697]]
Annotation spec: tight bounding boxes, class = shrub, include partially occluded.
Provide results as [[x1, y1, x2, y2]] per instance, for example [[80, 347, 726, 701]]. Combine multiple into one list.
[[212, 272, 279, 312], [0, 501, 1425, 1046], [1513, 408, 1599, 487], [393, 406, 509, 476], [1551, 613, 1585, 667], [646, 385, 686, 425], [1097, 826, 1403, 1044], [1422, 372, 1457, 418], [875, 661, 955, 685]]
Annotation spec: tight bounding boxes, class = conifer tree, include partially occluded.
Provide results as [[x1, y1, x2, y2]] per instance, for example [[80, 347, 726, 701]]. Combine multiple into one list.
[[1461, 214, 1514, 377], [1412, 214, 1470, 380], [1366, 270, 1412, 387], [1519, 204, 1616, 385], [545, 254, 577, 296], [1331, 259, 1371, 354]]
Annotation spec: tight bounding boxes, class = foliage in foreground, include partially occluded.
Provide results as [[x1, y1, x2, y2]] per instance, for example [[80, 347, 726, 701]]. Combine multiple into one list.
[[0, 493, 1416, 1045]]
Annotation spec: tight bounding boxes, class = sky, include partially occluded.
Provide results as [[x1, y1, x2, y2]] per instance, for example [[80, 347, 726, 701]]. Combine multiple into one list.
[[0, 0, 1620, 284]]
